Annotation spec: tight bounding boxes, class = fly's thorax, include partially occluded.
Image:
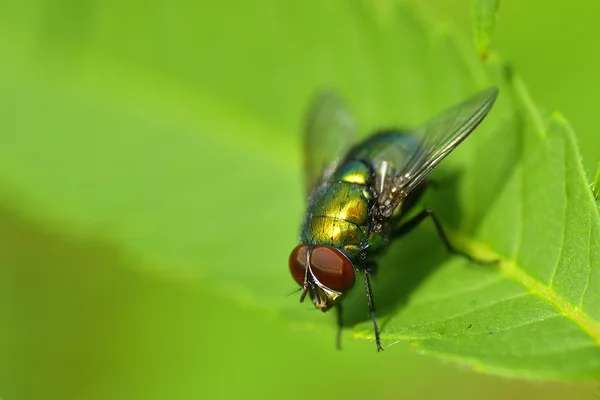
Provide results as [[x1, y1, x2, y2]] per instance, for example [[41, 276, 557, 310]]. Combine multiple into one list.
[[301, 160, 374, 258], [332, 160, 372, 185], [310, 159, 373, 226]]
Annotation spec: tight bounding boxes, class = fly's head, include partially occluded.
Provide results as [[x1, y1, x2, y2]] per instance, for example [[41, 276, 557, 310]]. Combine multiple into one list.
[[289, 244, 356, 311]]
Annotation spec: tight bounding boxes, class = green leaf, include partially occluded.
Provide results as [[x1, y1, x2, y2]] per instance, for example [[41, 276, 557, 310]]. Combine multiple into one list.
[[472, 0, 500, 58], [350, 72, 600, 379], [0, 0, 598, 383]]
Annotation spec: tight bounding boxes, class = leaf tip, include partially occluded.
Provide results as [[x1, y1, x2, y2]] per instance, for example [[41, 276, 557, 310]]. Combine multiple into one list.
[[549, 111, 569, 126], [472, 0, 500, 60], [478, 47, 489, 60], [593, 162, 600, 201]]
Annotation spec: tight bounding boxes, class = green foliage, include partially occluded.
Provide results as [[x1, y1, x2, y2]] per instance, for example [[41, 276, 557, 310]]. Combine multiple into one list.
[[0, 1, 598, 397], [352, 80, 600, 378], [472, 0, 500, 57]]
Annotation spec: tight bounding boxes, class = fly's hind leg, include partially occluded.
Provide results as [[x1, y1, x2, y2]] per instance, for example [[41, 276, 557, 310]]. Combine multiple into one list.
[[392, 208, 498, 265]]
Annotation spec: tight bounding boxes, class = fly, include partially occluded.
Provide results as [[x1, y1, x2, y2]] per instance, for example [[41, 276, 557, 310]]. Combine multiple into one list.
[[289, 87, 499, 351]]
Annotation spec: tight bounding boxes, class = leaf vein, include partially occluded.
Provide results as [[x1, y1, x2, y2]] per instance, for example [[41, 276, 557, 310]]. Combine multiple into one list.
[[500, 260, 600, 345], [467, 313, 559, 335], [372, 314, 563, 342]]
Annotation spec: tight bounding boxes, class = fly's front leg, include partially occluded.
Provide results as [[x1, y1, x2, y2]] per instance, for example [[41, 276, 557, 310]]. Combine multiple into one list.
[[393, 208, 497, 265], [364, 268, 384, 351]]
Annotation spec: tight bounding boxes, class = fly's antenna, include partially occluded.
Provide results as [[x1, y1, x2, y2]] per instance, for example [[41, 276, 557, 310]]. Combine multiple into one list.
[[303, 243, 316, 287], [300, 241, 316, 303], [303, 246, 311, 285]]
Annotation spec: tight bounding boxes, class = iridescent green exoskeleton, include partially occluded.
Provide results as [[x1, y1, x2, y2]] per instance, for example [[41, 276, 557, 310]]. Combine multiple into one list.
[[289, 88, 499, 351]]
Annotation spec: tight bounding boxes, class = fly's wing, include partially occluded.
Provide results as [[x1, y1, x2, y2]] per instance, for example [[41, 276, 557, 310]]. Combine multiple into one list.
[[373, 87, 499, 217], [303, 91, 357, 197]]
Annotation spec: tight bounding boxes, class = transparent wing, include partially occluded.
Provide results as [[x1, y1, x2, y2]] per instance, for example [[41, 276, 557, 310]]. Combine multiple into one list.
[[373, 87, 499, 217], [303, 91, 357, 197]]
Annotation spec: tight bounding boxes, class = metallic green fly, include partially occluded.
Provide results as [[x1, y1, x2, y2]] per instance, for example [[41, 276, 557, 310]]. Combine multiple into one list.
[[289, 87, 499, 351]]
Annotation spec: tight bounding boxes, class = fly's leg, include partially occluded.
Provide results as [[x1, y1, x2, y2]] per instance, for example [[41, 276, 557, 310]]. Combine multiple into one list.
[[392, 208, 497, 265], [364, 268, 384, 351], [336, 303, 343, 350]]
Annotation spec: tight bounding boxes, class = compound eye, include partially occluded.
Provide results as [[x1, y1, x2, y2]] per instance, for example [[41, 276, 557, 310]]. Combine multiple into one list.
[[309, 245, 355, 292], [289, 244, 309, 287]]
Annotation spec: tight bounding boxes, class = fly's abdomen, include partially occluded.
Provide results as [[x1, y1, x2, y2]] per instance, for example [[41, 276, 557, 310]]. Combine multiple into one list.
[[302, 161, 373, 257]]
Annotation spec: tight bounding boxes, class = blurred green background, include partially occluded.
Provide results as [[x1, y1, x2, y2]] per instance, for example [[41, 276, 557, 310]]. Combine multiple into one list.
[[0, 0, 598, 399]]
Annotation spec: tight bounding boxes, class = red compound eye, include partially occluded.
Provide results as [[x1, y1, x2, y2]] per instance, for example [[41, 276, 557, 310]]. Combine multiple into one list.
[[309, 245, 355, 292], [289, 244, 309, 287]]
